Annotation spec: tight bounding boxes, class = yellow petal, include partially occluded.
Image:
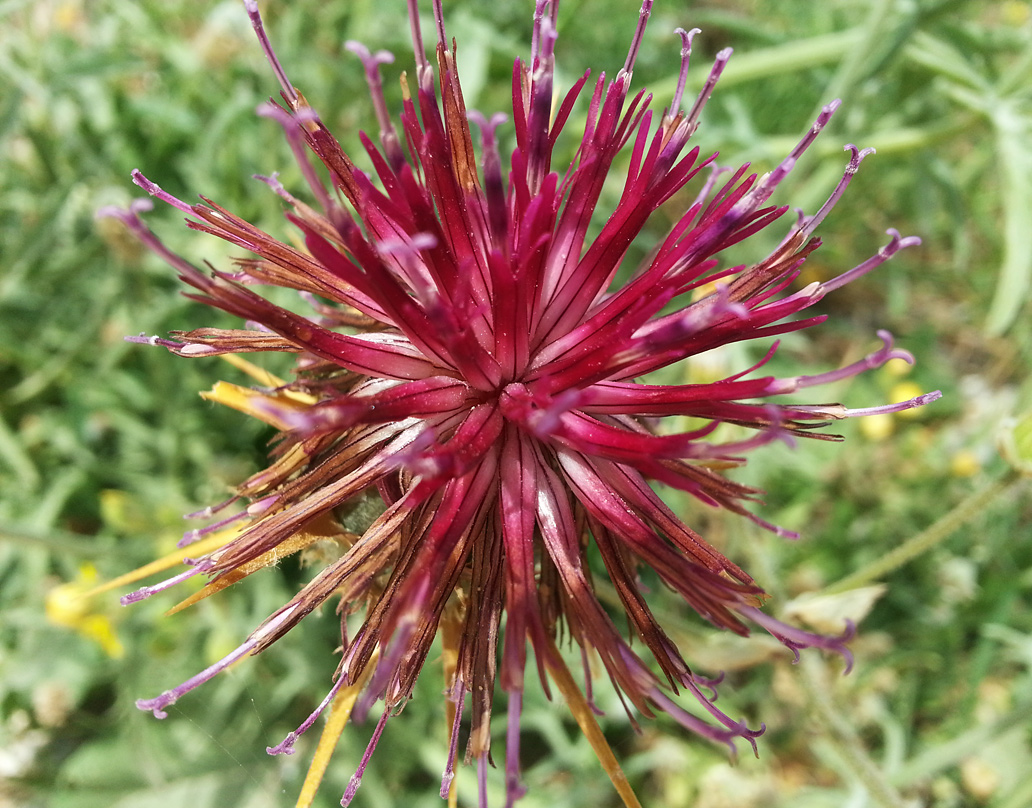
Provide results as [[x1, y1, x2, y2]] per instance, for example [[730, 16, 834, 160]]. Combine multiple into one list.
[[201, 381, 315, 431], [295, 649, 379, 808], [83, 526, 243, 599], [440, 603, 465, 808], [46, 564, 125, 658], [165, 513, 345, 615], [543, 637, 643, 808], [80, 614, 125, 658], [219, 353, 287, 387]]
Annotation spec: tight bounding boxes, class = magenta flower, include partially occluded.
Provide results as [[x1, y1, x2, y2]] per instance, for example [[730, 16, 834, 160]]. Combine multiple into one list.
[[102, 1, 939, 806]]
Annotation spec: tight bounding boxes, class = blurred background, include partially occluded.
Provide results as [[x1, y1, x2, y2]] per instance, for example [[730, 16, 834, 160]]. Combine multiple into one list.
[[1, 0, 1030, 806]]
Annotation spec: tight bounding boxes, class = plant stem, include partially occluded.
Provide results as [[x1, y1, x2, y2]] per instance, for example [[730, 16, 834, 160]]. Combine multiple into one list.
[[820, 472, 1022, 596], [650, 29, 865, 103], [0, 527, 97, 556], [801, 654, 910, 808], [890, 697, 1032, 787]]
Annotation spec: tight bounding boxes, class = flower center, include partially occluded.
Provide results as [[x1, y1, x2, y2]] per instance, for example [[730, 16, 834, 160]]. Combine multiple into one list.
[[498, 381, 532, 419]]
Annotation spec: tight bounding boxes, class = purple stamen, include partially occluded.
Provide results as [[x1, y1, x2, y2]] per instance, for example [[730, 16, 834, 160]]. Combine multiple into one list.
[[504, 691, 527, 807], [184, 496, 239, 521], [820, 228, 922, 293], [131, 170, 196, 215], [774, 330, 914, 393], [243, 0, 297, 105], [406, 0, 430, 77], [341, 707, 391, 807], [667, 27, 701, 123], [177, 495, 275, 548], [178, 511, 244, 548], [798, 144, 876, 239], [793, 391, 943, 420], [477, 753, 490, 808], [738, 101, 841, 216], [684, 48, 732, 135], [524, 3, 557, 194], [136, 605, 297, 718], [688, 163, 731, 215], [345, 41, 404, 166], [255, 103, 333, 213], [124, 333, 181, 350], [440, 681, 466, 799], [254, 172, 297, 203], [529, 0, 555, 71], [432, 0, 447, 47], [650, 687, 765, 759], [734, 508, 802, 539], [268, 674, 351, 756], [739, 605, 856, 673], [621, 0, 654, 76], [120, 559, 214, 605], [97, 196, 153, 218], [688, 671, 725, 701], [683, 677, 745, 732], [137, 635, 253, 718], [469, 110, 510, 246], [99, 203, 207, 283]]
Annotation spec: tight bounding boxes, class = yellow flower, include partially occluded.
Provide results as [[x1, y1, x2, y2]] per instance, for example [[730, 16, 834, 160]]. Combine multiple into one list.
[[46, 563, 125, 658]]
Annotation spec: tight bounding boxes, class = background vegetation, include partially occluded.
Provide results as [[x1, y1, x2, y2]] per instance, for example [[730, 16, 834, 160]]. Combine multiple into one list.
[[1, 0, 1030, 806]]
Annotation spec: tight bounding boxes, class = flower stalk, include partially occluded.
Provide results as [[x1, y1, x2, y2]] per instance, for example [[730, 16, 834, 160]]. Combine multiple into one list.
[[820, 472, 1019, 597]]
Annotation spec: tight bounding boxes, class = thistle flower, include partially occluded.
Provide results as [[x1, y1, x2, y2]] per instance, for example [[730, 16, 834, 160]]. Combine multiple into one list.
[[101, 1, 940, 806]]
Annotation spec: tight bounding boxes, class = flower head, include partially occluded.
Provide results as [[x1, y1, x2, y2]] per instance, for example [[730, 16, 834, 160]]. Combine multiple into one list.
[[102, 1, 940, 805]]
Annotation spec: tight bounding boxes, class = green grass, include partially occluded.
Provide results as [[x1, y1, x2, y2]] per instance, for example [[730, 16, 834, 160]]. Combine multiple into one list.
[[2, 0, 1031, 807]]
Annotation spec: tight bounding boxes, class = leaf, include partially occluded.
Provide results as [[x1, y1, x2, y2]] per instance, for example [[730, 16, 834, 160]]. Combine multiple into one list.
[[985, 101, 1032, 335], [783, 584, 888, 634]]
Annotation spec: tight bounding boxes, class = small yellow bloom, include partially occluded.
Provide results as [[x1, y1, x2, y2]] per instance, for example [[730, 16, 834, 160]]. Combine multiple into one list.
[[860, 412, 895, 441], [1002, 2, 1030, 27], [46, 564, 125, 658], [950, 450, 981, 478], [55, 1, 84, 33]]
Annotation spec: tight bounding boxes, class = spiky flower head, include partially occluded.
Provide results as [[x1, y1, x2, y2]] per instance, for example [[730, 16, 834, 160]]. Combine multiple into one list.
[[102, 1, 940, 805]]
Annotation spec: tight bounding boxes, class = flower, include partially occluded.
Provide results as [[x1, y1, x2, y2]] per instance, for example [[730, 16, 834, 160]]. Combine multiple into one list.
[[100, 1, 941, 806], [45, 563, 125, 659]]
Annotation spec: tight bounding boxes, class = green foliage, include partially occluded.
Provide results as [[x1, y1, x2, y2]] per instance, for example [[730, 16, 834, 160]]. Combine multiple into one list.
[[2, 1, 1030, 807]]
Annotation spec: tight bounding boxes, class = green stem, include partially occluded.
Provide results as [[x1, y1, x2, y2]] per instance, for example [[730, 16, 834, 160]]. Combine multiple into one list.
[[820, 472, 1021, 596], [757, 117, 977, 162], [0, 527, 98, 556], [995, 770, 1032, 808], [809, 0, 896, 124], [890, 697, 1032, 787], [650, 29, 865, 103], [0, 411, 39, 487], [801, 655, 910, 808]]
